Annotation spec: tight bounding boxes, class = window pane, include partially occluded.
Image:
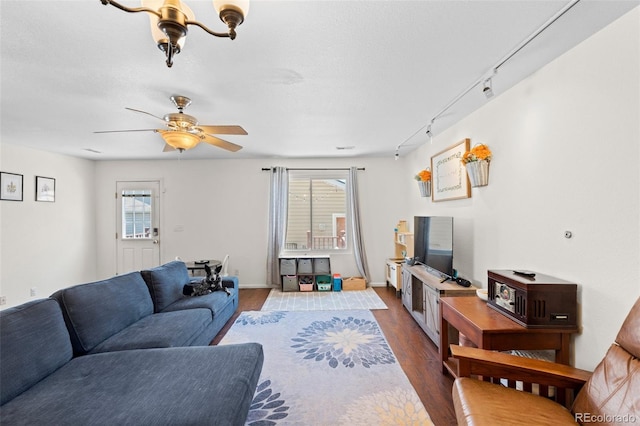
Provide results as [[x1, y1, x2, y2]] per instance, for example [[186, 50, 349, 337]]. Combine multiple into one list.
[[122, 189, 152, 239], [286, 177, 311, 250], [310, 179, 346, 249], [286, 172, 347, 251]]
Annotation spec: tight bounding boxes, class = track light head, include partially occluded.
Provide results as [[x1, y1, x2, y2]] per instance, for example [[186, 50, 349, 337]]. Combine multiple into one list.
[[483, 78, 494, 98], [426, 123, 433, 143]]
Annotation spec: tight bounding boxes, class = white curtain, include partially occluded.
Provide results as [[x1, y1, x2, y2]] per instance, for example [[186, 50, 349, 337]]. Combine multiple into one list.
[[266, 167, 288, 287], [348, 166, 371, 282]]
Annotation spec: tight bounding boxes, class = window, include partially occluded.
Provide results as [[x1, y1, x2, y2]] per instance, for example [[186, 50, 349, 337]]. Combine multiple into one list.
[[121, 189, 152, 239], [286, 170, 348, 251]]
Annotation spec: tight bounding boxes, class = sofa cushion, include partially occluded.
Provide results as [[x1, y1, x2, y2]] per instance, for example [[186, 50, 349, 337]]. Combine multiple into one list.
[[141, 261, 192, 313], [52, 272, 154, 355], [452, 377, 576, 426], [89, 308, 212, 354], [161, 285, 237, 316], [0, 344, 264, 425], [0, 299, 73, 405]]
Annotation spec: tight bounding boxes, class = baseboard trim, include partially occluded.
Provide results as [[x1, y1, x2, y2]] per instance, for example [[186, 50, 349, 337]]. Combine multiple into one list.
[[239, 282, 388, 289]]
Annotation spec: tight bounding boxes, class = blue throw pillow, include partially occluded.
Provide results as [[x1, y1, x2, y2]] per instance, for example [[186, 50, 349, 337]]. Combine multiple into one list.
[[142, 261, 191, 312]]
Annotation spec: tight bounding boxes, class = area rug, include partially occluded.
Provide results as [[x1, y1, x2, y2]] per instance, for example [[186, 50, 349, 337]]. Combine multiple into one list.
[[261, 288, 388, 311], [219, 310, 433, 425]]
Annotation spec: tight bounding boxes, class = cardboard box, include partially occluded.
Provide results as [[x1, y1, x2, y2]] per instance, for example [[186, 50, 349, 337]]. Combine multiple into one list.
[[342, 277, 366, 291]]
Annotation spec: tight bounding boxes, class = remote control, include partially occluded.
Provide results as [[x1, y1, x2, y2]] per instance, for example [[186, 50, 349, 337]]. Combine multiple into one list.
[[513, 270, 536, 278], [455, 277, 471, 287]]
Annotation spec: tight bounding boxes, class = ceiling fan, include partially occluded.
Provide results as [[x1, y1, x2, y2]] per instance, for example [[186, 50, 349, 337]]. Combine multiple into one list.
[[95, 95, 247, 153]]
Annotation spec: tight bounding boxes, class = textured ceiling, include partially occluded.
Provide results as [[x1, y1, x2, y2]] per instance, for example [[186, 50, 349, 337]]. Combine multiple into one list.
[[1, 1, 637, 160]]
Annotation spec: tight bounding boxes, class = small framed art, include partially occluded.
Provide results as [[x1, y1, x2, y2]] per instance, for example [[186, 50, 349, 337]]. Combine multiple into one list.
[[431, 138, 471, 202], [36, 176, 56, 202], [1, 172, 24, 201]]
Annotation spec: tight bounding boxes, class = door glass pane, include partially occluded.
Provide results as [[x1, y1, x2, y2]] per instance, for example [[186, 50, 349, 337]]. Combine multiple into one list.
[[122, 189, 152, 239]]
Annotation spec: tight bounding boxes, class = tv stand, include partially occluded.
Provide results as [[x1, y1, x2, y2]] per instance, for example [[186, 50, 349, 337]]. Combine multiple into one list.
[[401, 265, 476, 348]]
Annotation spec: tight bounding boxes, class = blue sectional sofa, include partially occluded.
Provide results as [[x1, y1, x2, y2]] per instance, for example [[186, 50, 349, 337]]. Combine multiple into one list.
[[51, 260, 238, 355], [0, 261, 263, 425]]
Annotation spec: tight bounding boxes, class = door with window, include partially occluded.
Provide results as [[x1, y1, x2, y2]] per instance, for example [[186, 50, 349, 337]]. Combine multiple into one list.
[[116, 180, 161, 274]]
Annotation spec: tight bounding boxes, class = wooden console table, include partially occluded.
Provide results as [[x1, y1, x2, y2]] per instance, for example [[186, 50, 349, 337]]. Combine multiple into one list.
[[440, 296, 578, 377]]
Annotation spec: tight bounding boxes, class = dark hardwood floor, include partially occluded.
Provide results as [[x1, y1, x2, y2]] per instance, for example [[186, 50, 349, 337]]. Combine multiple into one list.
[[212, 286, 457, 426]]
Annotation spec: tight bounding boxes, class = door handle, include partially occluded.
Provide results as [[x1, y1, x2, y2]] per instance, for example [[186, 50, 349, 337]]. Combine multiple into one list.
[[153, 239, 159, 244]]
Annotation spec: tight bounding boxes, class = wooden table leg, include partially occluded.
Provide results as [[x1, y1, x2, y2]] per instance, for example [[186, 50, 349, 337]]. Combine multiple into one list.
[[440, 303, 449, 374], [556, 333, 571, 365]]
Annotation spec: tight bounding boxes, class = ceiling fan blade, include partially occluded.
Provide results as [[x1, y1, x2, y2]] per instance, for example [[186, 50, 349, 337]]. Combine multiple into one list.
[[197, 125, 248, 135], [93, 129, 159, 134], [125, 107, 167, 122], [162, 143, 176, 152], [201, 134, 243, 152]]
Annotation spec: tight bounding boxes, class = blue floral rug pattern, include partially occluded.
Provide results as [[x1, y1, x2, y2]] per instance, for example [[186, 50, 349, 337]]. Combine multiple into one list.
[[219, 310, 433, 425], [292, 316, 395, 369]]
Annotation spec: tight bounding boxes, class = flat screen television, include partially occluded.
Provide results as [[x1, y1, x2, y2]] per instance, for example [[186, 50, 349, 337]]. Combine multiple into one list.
[[414, 216, 454, 280]]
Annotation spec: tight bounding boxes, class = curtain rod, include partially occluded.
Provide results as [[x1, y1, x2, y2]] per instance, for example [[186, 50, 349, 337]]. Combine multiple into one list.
[[261, 167, 365, 171]]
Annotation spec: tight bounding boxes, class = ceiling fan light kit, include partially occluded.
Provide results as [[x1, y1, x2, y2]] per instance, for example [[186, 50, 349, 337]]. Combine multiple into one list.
[[99, 0, 249, 67], [158, 130, 200, 151]]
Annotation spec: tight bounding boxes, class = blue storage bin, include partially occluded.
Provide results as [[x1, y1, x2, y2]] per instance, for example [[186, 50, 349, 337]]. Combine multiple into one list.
[[333, 274, 342, 291]]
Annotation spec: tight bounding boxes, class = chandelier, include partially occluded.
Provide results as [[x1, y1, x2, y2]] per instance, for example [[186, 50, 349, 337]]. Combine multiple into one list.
[[99, 0, 249, 67]]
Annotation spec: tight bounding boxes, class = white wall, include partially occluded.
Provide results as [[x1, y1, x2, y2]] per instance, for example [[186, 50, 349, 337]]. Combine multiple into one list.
[[1, 6, 636, 372], [94, 157, 408, 286], [0, 144, 97, 308], [403, 8, 640, 370]]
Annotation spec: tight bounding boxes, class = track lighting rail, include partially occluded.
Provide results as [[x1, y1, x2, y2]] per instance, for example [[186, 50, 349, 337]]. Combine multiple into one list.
[[394, 0, 581, 158]]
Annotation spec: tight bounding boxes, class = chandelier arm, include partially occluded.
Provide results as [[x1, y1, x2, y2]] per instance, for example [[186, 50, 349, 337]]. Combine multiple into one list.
[[185, 19, 232, 39], [100, 0, 161, 19]]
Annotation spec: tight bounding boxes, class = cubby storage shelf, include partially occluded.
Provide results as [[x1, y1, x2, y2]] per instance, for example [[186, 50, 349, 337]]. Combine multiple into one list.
[[279, 256, 331, 292]]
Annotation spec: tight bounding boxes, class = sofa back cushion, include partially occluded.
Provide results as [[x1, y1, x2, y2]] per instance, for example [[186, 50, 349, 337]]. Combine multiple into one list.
[[616, 296, 640, 358], [52, 272, 153, 355], [572, 344, 639, 422], [0, 299, 73, 405], [141, 261, 191, 312], [572, 297, 640, 423]]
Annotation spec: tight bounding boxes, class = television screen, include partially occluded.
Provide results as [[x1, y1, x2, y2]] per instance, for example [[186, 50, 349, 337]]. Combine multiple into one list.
[[414, 216, 454, 279]]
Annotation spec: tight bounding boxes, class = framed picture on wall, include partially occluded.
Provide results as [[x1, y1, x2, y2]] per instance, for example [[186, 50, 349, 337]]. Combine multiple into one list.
[[431, 138, 471, 202], [35, 176, 56, 202], [0, 172, 24, 201]]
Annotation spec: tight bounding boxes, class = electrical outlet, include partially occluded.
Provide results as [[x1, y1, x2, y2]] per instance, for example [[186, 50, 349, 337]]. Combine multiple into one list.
[[0, 296, 6, 305], [30, 287, 38, 297]]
